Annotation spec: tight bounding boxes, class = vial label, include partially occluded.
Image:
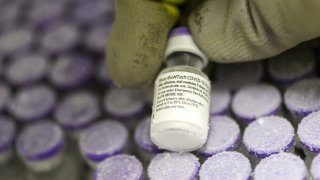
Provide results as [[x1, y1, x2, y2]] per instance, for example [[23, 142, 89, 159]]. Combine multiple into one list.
[[152, 71, 211, 127]]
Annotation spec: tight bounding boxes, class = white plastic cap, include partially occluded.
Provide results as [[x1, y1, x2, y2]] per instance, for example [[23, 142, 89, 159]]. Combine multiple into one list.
[[165, 27, 208, 68]]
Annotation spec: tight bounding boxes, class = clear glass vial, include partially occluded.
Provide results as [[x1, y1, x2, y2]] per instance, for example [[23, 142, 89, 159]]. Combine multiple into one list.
[[151, 27, 211, 152]]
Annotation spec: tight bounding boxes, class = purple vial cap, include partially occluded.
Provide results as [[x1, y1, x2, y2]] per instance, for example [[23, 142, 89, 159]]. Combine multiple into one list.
[[148, 152, 200, 180], [243, 116, 294, 158], [134, 116, 163, 153], [0, 28, 33, 56], [5, 53, 49, 86], [210, 84, 231, 116], [55, 92, 100, 131], [311, 154, 320, 180], [284, 78, 320, 119], [49, 54, 93, 89], [8, 85, 56, 123], [231, 83, 281, 123], [95, 154, 144, 180], [215, 61, 264, 91], [254, 153, 307, 180], [0, 116, 15, 152], [0, 83, 10, 112], [80, 120, 128, 162], [16, 121, 64, 160], [199, 151, 252, 180], [297, 111, 320, 153], [198, 116, 240, 157], [85, 25, 112, 52], [0, 2, 21, 26], [103, 88, 147, 120], [169, 27, 191, 37]]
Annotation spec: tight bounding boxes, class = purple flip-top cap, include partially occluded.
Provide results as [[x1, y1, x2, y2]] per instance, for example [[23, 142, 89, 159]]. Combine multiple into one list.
[[49, 54, 93, 89], [297, 111, 320, 153], [199, 151, 252, 180], [210, 84, 231, 116], [268, 48, 315, 85], [0, 83, 10, 112], [254, 153, 307, 180], [198, 116, 240, 157], [0, 116, 16, 153], [243, 116, 294, 159], [311, 154, 320, 180], [55, 92, 101, 131], [134, 116, 163, 153], [169, 27, 191, 37], [85, 25, 112, 53], [215, 61, 264, 91], [8, 85, 56, 123], [40, 23, 80, 54], [5, 53, 49, 86], [95, 154, 144, 180], [231, 83, 282, 124], [103, 88, 147, 120], [96, 60, 114, 86], [16, 121, 64, 161], [284, 78, 320, 119], [148, 152, 200, 180], [80, 120, 129, 163]]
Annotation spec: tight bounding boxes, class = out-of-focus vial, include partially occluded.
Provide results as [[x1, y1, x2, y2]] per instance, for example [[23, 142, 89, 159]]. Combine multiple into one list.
[[284, 78, 320, 124], [0, 116, 15, 164], [95, 154, 144, 180], [243, 116, 295, 167], [253, 153, 307, 180], [209, 84, 231, 116], [79, 120, 129, 168], [231, 83, 282, 125], [84, 25, 111, 54], [297, 111, 320, 167], [268, 48, 315, 88], [199, 151, 252, 180], [151, 27, 211, 152], [0, 83, 11, 113], [215, 61, 264, 92], [49, 54, 93, 90], [0, 2, 22, 28], [311, 154, 320, 180], [4, 53, 49, 86], [134, 116, 164, 164], [197, 115, 240, 158], [8, 85, 56, 123], [16, 121, 64, 172], [55, 91, 101, 136], [148, 152, 200, 180]]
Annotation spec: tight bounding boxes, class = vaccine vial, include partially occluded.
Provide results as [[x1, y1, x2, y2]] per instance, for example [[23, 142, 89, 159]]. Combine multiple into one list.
[[254, 153, 307, 180], [311, 154, 320, 180], [0, 116, 15, 164], [209, 84, 232, 116], [151, 27, 211, 152], [148, 152, 200, 180], [199, 151, 252, 180]]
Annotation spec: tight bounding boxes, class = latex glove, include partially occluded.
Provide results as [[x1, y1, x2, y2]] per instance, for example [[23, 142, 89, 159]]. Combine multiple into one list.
[[107, 0, 320, 88]]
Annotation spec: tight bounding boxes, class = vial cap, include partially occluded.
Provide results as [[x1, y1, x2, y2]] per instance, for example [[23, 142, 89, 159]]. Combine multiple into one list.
[[165, 27, 208, 69], [0, 28, 33, 56], [80, 121, 128, 162], [0, 116, 15, 152], [85, 25, 112, 52], [209, 84, 231, 116], [0, 83, 10, 112], [311, 154, 320, 179]]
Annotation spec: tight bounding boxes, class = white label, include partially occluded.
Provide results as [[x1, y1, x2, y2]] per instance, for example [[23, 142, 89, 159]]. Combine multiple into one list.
[[152, 71, 211, 128]]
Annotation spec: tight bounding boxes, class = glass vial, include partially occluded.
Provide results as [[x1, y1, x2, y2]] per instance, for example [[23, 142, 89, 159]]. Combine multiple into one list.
[[151, 27, 211, 152]]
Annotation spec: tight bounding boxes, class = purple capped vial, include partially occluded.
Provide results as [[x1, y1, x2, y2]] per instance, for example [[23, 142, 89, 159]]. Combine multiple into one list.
[[49, 54, 93, 89], [215, 61, 263, 91], [0, 116, 15, 164], [16, 121, 64, 172], [232, 83, 282, 124], [55, 92, 101, 134], [80, 120, 129, 168], [104, 88, 147, 121], [198, 116, 240, 157], [4, 53, 49, 86], [0, 83, 10, 112], [311, 154, 320, 180], [199, 151, 252, 180], [284, 78, 320, 120], [209, 84, 231, 116], [84, 25, 112, 53], [95, 154, 144, 180], [148, 152, 200, 180], [243, 116, 294, 166], [254, 153, 307, 180]]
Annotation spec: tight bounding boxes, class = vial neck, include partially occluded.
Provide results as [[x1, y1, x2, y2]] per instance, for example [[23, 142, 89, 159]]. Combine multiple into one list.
[[166, 52, 204, 69]]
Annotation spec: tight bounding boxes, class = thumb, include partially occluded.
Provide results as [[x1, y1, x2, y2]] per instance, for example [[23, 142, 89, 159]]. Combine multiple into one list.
[[107, 0, 179, 88], [189, 0, 320, 62]]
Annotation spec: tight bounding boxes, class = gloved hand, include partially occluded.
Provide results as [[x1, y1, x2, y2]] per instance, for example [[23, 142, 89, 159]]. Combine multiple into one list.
[[107, 0, 320, 88]]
